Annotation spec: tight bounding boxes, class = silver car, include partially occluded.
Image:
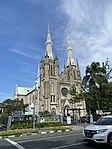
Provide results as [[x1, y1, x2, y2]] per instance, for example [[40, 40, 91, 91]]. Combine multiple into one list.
[[83, 115, 112, 147]]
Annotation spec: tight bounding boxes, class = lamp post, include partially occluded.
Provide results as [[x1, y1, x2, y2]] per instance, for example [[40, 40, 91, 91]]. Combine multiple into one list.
[[33, 102, 35, 130], [33, 80, 37, 130]]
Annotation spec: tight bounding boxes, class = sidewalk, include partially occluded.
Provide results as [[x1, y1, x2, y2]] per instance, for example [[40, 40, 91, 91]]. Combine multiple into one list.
[[70, 123, 89, 132]]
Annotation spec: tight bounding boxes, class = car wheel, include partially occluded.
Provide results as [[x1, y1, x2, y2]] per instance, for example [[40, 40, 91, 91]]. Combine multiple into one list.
[[108, 134, 112, 147]]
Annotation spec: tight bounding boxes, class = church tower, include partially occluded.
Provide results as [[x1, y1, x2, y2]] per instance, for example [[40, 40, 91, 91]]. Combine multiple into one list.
[[66, 35, 81, 81], [40, 26, 59, 114], [59, 34, 84, 116]]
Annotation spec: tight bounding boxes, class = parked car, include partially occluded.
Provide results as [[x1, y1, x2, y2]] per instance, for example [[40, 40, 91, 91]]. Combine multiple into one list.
[[83, 115, 112, 147]]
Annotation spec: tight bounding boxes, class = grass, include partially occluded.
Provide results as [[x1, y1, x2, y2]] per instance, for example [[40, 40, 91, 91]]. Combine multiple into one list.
[[51, 126, 71, 131], [0, 129, 38, 136]]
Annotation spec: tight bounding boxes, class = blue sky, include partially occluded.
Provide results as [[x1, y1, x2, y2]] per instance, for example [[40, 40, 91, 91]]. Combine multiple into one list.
[[0, 0, 112, 102]]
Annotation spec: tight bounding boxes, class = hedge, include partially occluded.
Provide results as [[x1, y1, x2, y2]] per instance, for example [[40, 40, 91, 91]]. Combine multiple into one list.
[[51, 126, 70, 131], [10, 122, 63, 130], [0, 129, 38, 136]]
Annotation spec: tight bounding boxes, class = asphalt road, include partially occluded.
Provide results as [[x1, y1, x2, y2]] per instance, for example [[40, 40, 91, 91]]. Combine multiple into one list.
[[0, 132, 111, 149]]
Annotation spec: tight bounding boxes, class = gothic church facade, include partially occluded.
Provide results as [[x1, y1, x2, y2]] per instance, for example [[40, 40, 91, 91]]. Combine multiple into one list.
[[13, 27, 86, 116]]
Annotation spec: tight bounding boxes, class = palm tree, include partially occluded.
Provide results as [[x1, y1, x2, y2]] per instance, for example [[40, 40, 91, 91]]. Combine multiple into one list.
[[82, 60, 111, 113]]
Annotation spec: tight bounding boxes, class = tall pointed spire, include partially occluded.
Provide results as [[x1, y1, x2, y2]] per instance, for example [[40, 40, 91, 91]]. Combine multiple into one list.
[[45, 25, 53, 59], [67, 33, 72, 50], [64, 61, 66, 71], [37, 64, 40, 77], [76, 59, 79, 68], [67, 34, 75, 65], [47, 25, 52, 42], [76, 59, 81, 80], [35, 64, 40, 89]]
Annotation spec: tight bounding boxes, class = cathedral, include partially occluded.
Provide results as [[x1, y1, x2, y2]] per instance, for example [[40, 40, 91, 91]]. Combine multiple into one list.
[[13, 27, 86, 117]]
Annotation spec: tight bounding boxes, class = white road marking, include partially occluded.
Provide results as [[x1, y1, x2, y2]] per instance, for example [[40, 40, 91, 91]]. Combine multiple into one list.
[[51, 142, 85, 149], [5, 138, 25, 149]]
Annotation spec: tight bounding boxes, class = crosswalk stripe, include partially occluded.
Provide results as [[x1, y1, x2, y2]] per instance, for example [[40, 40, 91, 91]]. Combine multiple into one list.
[[5, 138, 25, 149]]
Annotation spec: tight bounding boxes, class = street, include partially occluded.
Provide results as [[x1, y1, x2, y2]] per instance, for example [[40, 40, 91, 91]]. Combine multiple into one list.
[[0, 132, 111, 149]]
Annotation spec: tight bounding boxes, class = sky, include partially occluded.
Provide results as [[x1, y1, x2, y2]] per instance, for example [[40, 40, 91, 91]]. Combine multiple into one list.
[[0, 0, 112, 102]]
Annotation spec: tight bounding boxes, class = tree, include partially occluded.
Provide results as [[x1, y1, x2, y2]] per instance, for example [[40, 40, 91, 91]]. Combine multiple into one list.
[[82, 59, 112, 114], [38, 110, 50, 116], [2, 99, 28, 115], [69, 84, 83, 104]]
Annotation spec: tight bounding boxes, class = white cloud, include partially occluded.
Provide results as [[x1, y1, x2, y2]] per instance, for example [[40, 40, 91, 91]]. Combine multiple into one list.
[[61, 0, 112, 76], [10, 45, 40, 60]]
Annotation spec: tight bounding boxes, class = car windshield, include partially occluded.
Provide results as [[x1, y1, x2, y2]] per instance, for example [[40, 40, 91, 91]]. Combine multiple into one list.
[[94, 117, 112, 125]]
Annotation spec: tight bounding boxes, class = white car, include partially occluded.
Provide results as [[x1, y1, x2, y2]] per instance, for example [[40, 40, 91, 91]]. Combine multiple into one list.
[[83, 115, 112, 147]]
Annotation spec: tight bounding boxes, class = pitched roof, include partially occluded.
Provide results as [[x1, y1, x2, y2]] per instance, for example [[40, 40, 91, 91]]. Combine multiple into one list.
[[17, 86, 34, 95]]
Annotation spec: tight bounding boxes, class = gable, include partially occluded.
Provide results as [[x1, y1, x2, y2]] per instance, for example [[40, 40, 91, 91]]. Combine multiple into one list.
[[60, 72, 69, 82]]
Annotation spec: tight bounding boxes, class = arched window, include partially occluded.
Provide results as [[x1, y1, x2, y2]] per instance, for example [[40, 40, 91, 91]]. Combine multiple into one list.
[[51, 65, 53, 76], [51, 82, 54, 93], [51, 95, 55, 102]]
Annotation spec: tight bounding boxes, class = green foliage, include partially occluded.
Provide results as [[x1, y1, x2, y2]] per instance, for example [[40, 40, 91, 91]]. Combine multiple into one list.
[[38, 110, 50, 116], [52, 126, 70, 131], [0, 103, 2, 114], [9, 122, 63, 130], [0, 129, 38, 136], [38, 111, 43, 116], [69, 84, 76, 96], [35, 122, 62, 128], [10, 122, 33, 129], [69, 84, 83, 104], [0, 131, 23, 136], [0, 113, 8, 124], [82, 60, 112, 114], [0, 124, 67, 137], [2, 99, 28, 115]]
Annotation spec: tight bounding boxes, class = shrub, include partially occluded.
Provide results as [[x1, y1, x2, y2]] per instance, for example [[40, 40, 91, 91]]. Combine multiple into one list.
[[35, 122, 62, 128], [10, 122, 33, 129], [0, 113, 8, 124], [0, 129, 38, 136], [10, 122, 63, 130], [52, 126, 70, 131]]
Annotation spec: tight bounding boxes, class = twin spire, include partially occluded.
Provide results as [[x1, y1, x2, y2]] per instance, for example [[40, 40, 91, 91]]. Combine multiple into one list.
[[46, 25, 52, 44], [45, 26, 75, 65], [46, 25, 53, 59], [67, 34, 75, 65]]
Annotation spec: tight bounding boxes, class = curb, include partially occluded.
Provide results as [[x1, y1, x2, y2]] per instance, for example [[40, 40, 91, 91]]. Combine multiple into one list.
[[0, 125, 85, 139], [0, 129, 73, 139]]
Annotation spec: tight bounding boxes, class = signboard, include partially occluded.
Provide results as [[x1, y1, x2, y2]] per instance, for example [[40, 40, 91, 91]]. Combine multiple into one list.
[[12, 111, 23, 117], [67, 116, 71, 124], [96, 110, 103, 115], [7, 115, 12, 129], [40, 115, 60, 123], [24, 105, 33, 115]]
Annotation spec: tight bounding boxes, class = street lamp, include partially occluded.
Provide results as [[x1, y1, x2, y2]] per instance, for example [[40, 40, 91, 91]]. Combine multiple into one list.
[[33, 103, 35, 130], [33, 80, 37, 130]]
